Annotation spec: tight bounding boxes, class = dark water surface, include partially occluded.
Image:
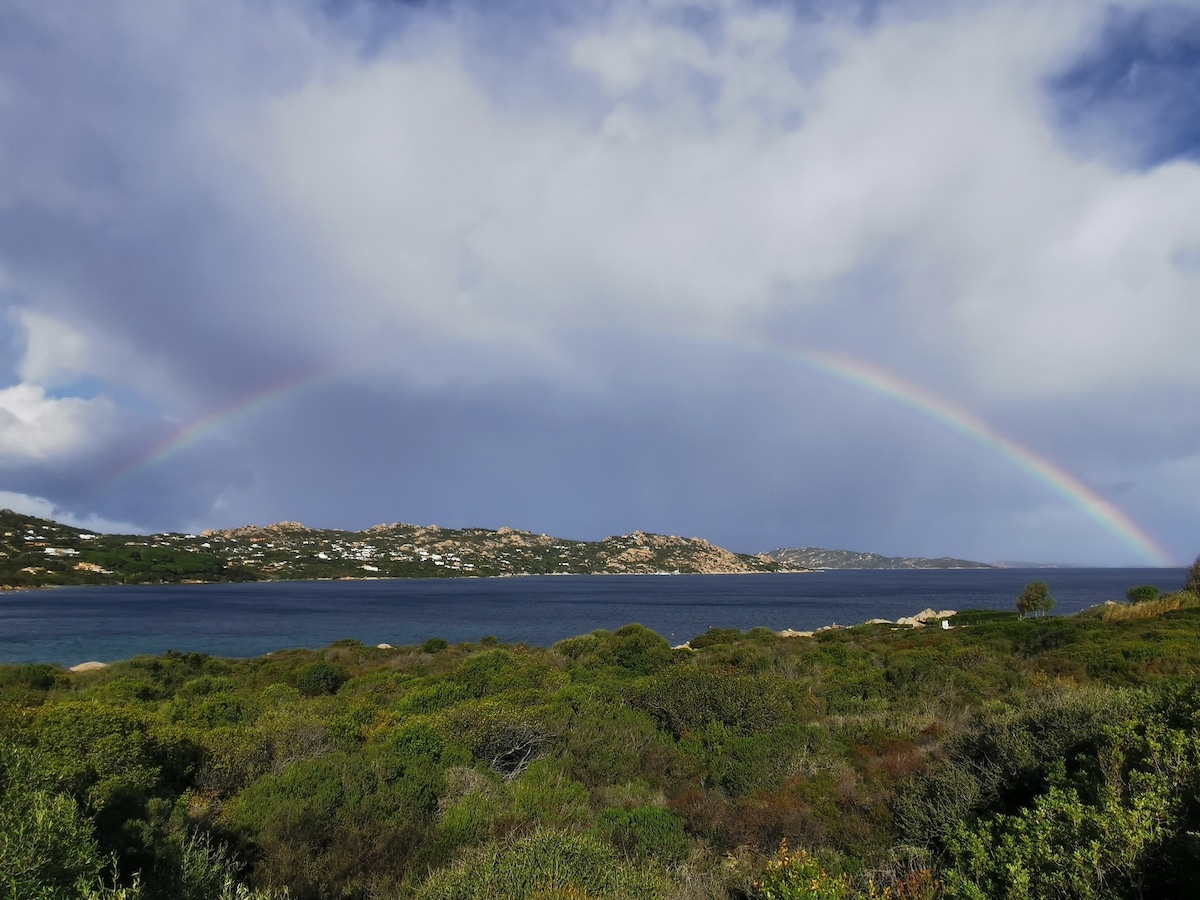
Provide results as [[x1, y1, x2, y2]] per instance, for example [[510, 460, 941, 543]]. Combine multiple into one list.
[[0, 568, 1187, 665]]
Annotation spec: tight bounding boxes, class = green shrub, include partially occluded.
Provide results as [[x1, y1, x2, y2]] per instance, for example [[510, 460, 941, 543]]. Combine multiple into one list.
[[552, 633, 602, 660], [689, 627, 743, 650], [444, 699, 561, 778], [295, 662, 345, 696], [634, 667, 787, 739], [509, 761, 591, 829], [0, 776, 111, 899], [0, 663, 62, 692], [428, 784, 502, 862], [941, 682, 1200, 899], [414, 829, 665, 899], [396, 680, 473, 714], [563, 704, 666, 788], [423, 637, 450, 654], [751, 839, 851, 900], [604, 625, 674, 675], [1126, 584, 1162, 604], [894, 687, 1134, 848], [448, 650, 525, 695], [595, 805, 690, 863], [195, 726, 271, 797]]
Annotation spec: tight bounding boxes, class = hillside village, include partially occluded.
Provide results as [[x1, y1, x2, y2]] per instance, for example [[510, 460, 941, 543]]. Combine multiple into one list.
[[0, 510, 796, 587]]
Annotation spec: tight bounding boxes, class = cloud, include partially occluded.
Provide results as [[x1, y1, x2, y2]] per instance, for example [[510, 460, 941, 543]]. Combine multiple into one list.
[[0, 490, 141, 535], [0, 384, 117, 461], [0, 0, 1194, 564], [213, 0, 1200, 397], [14, 310, 92, 387]]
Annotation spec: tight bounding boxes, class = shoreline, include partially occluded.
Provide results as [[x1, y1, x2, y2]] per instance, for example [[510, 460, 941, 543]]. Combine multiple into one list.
[[50, 606, 961, 671], [775, 606, 957, 639], [0, 569, 812, 593]]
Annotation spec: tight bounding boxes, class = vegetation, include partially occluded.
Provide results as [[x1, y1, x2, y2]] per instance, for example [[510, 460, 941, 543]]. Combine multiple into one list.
[[1126, 584, 1161, 604], [0, 510, 791, 588], [1015, 580, 1056, 617], [2, 572, 1199, 898]]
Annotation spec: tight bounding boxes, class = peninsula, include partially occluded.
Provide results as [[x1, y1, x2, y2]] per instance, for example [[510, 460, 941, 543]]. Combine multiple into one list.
[[765, 546, 991, 569], [0, 509, 796, 587]]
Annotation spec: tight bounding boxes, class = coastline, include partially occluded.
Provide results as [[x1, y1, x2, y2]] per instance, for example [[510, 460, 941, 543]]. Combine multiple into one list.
[[5, 567, 1175, 668], [1, 568, 812, 593], [56, 605, 961, 671]]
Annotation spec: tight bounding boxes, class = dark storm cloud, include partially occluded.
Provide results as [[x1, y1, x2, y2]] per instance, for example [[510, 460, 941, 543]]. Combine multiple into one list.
[[0, 6, 337, 396]]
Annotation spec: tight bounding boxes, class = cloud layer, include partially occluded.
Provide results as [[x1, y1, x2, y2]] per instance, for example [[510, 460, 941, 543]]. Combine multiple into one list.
[[0, 0, 1196, 565]]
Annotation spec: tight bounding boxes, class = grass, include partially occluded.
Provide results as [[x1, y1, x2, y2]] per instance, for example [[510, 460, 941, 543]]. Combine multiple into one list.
[[1100, 590, 1200, 623]]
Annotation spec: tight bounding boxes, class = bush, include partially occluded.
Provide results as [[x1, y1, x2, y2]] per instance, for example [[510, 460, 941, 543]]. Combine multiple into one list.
[[296, 662, 344, 696], [423, 638, 450, 654], [894, 687, 1133, 849], [445, 700, 560, 778], [414, 829, 665, 899], [633, 667, 787, 739], [751, 839, 850, 900], [0, 663, 62, 692], [1126, 584, 1161, 604], [510, 761, 591, 829], [0, 775, 112, 899], [605, 625, 674, 675], [552, 633, 602, 660], [595, 805, 690, 863], [940, 695, 1200, 900], [689, 628, 743, 650]]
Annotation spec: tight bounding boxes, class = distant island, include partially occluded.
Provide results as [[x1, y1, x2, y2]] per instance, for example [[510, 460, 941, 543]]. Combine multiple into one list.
[[765, 546, 992, 569], [0, 509, 798, 587]]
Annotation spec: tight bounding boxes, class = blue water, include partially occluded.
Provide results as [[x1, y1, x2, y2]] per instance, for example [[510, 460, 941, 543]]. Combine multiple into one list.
[[0, 568, 1187, 665]]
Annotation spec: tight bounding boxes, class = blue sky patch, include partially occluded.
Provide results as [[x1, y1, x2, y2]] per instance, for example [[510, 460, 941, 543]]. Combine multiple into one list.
[[1050, 4, 1200, 168]]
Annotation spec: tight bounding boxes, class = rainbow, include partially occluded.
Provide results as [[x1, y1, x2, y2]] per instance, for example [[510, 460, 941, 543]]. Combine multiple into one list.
[[751, 342, 1173, 566], [97, 334, 1174, 566], [96, 361, 337, 496]]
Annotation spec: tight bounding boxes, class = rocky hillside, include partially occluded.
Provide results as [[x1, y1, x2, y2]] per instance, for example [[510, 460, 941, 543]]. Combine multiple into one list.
[[765, 546, 991, 570], [0, 510, 796, 587]]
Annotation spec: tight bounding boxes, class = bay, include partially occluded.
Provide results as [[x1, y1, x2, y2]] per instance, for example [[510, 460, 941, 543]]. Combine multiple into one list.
[[0, 567, 1187, 665]]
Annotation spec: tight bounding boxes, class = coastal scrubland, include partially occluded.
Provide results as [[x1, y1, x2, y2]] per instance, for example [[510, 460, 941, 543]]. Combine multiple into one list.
[[3, 564, 1200, 899]]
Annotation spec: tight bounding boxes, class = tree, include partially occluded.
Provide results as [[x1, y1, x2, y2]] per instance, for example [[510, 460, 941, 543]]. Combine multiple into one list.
[[1016, 581, 1055, 618], [1188, 555, 1200, 595]]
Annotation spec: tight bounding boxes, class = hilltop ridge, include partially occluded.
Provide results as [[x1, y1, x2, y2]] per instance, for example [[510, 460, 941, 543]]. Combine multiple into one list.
[[0, 509, 795, 587], [766, 546, 992, 569]]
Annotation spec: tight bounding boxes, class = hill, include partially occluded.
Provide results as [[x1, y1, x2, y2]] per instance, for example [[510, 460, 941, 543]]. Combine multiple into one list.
[[765, 545, 992, 569], [0, 509, 797, 587]]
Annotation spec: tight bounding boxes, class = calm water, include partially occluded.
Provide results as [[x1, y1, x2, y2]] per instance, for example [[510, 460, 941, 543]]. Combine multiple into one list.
[[0, 568, 1187, 665]]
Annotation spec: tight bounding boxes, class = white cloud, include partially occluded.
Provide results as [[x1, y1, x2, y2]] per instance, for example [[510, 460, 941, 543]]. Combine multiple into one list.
[[15, 309, 92, 386], [0, 383, 115, 461], [201, 0, 1200, 399], [0, 490, 140, 534]]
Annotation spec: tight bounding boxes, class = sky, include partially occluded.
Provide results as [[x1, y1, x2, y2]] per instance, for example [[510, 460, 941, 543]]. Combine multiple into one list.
[[0, 0, 1197, 566]]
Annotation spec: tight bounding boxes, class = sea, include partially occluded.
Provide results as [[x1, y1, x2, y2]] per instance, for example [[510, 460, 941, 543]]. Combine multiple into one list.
[[0, 568, 1188, 666]]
